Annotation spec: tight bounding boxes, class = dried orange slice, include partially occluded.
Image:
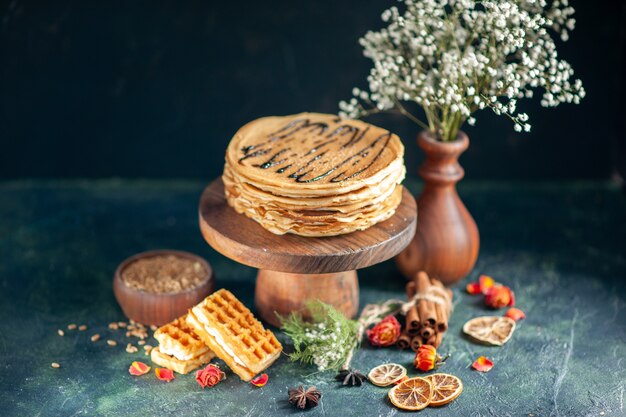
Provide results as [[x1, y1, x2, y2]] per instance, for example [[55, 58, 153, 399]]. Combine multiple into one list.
[[368, 363, 407, 387], [463, 316, 516, 346], [424, 373, 463, 406], [388, 377, 433, 411]]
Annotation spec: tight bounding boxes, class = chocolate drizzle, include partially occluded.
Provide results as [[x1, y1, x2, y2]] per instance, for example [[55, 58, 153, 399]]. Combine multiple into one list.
[[288, 151, 327, 182], [238, 117, 394, 183], [254, 148, 290, 169], [330, 133, 391, 182], [303, 138, 338, 156], [275, 164, 292, 174], [342, 126, 370, 148], [239, 147, 270, 162]]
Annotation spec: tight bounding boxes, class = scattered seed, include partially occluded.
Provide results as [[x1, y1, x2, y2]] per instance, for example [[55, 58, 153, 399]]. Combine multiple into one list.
[[78, 325, 87, 331], [109, 322, 119, 330], [150, 325, 158, 331], [67, 324, 77, 330], [51, 362, 61, 368], [57, 329, 64, 337], [126, 343, 138, 353], [137, 340, 146, 346], [143, 345, 153, 351], [107, 340, 117, 346], [118, 321, 127, 328], [91, 334, 100, 342], [130, 330, 147, 339]]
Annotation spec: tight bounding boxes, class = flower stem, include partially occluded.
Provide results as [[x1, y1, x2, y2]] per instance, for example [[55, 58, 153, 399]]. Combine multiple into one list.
[[394, 100, 430, 131]]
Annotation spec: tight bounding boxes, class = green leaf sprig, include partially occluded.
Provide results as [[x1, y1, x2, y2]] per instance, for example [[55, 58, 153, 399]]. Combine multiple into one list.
[[278, 300, 359, 371]]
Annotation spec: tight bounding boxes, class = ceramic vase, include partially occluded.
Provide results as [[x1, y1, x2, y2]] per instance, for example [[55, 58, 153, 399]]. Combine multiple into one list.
[[396, 130, 479, 285]]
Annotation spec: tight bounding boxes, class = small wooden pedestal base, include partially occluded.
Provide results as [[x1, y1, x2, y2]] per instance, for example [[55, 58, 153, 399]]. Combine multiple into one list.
[[199, 179, 416, 324], [256, 270, 358, 327]]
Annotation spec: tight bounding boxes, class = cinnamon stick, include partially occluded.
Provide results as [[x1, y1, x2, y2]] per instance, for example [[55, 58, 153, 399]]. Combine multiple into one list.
[[425, 334, 437, 346], [435, 302, 448, 332], [410, 335, 423, 352], [428, 277, 451, 332], [430, 278, 451, 300], [396, 332, 411, 350], [406, 281, 416, 298], [434, 331, 443, 348], [415, 272, 437, 327], [407, 326, 420, 336], [420, 326, 434, 339], [405, 306, 420, 331]]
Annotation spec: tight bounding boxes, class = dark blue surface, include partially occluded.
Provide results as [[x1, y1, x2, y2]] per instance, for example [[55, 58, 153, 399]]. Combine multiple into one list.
[[1, 179, 625, 416]]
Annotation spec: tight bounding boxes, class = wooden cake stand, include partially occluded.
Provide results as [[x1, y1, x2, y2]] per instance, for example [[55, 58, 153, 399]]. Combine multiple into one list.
[[199, 178, 417, 326]]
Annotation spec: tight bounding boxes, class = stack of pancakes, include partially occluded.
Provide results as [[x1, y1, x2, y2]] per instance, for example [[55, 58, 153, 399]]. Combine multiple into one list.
[[223, 113, 406, 237]]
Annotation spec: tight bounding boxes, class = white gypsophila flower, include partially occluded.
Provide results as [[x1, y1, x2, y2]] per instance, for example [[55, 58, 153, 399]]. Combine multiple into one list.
[[338, 0, 585, 141]]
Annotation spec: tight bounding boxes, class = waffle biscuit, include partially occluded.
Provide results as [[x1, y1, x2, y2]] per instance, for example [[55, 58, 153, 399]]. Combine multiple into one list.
[[151, 314, 215, 374], [150, 346, 215, 375], [223, 113, 406, 236], [186, 289, 282, 381]]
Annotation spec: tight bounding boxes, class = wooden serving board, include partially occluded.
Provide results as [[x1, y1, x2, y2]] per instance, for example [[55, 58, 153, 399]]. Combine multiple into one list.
[[198, 178, 417, 274]]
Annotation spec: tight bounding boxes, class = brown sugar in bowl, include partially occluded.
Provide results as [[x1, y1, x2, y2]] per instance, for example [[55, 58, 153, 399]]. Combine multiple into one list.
[[113, 250, 214, 326]]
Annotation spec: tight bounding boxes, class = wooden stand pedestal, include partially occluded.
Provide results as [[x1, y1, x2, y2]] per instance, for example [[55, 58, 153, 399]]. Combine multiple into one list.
[[199, 179, 416, 325], [255, 270, 358, 327]]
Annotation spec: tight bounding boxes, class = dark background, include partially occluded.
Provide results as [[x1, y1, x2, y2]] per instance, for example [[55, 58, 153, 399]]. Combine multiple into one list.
[[1, 0, 624, 181]]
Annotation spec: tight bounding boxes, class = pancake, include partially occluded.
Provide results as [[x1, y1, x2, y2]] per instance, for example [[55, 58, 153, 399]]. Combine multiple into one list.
[[223, 113, 406, 237], [223, 162, 403, 211]]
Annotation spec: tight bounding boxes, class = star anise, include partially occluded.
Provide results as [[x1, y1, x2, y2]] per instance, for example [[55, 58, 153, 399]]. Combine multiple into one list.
[[288, 385, 322, 409], [335, 369, 368, 387]]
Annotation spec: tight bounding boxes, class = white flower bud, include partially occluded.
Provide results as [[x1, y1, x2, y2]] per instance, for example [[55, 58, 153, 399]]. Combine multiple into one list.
[[338, 0, 582, 138]]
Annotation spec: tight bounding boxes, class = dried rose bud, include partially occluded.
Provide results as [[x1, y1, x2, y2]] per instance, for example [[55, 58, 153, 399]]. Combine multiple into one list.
[[155, 368, 175, 382], [472, 356, 494, 372], [466, 282, 481, 294], [484, 285, 515, 309], [366, 315, 402, 347], [195, 364, 225, 388], [414, 345, 448, 372], [128, 361, 150, 376], [478, 275, 495, 294], [466, 275, 496, 295], [250, 373, 269, 387], [504, 307, 526, 321]]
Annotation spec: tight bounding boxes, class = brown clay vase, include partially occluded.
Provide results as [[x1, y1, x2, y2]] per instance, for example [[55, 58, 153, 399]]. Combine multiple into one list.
[[396, 130, 479, 285]]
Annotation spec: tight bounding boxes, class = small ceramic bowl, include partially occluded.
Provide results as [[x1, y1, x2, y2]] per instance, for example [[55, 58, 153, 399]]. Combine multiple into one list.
[[113, 249, 214, 326]]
